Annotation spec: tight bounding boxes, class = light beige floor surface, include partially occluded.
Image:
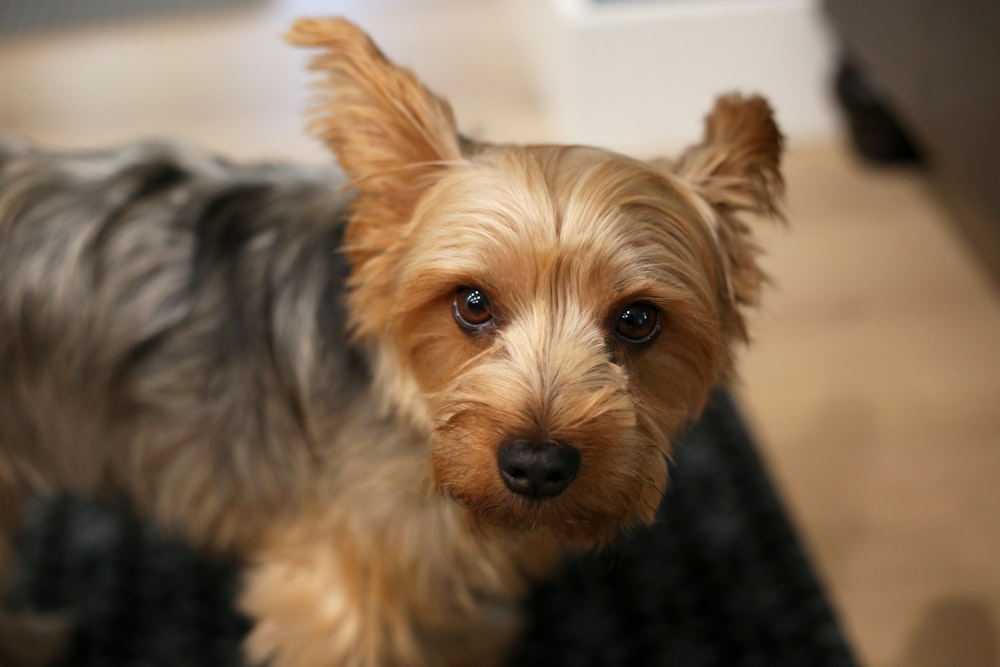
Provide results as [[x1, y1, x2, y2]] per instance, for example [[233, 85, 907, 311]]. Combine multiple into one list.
[[2, 2, 998, 666]]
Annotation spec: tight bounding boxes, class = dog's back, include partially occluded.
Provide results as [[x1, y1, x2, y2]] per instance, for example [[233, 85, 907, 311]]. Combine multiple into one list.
[[0, 141, 363, 550]]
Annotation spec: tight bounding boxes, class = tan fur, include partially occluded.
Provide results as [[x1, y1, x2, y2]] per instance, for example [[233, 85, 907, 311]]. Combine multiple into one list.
[[244, 19, 782, 667], [672, 94, 786, 342], [243, 418, 559, 667], [0, 16, 783, 667]]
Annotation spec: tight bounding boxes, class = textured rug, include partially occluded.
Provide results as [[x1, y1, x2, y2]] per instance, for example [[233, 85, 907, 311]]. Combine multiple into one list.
[[10, 390, 857, 667]]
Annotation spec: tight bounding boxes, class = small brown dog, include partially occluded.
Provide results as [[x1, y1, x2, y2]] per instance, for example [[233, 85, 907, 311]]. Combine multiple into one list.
[[0, 17, 783, 667]]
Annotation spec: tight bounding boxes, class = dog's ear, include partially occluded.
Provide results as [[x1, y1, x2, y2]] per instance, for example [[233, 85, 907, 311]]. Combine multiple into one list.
[[288, 18, 463, 342], [287, 17, 461, 188], [671, 94, 785, 342], [674, 94, 784, 216]]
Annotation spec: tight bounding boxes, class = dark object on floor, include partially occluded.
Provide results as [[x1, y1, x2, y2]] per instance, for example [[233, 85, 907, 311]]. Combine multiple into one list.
[[11, 391, 857, 667], [834, 61, 921, 165], [826, 0, 1000, 284], [511, 390, 857, 667]]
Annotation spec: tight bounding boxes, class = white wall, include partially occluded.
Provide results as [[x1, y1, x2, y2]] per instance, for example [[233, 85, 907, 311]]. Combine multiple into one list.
[[512, 0, 839, 153]]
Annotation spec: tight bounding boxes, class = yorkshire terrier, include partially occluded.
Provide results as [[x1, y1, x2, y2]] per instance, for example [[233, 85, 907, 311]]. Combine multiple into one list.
[[0, 17, 783, 667]]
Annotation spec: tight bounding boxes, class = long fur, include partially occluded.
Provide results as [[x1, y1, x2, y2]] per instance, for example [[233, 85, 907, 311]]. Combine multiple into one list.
[[0, 17, 783, 667], [0, 140, 358, 552]]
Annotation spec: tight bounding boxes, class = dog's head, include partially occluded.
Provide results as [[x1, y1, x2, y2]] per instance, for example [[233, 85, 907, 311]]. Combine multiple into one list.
[[289, 18, 783, 544]]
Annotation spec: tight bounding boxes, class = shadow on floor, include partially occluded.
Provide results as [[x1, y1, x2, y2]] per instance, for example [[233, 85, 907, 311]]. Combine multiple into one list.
[[895, 597, 999, 667]]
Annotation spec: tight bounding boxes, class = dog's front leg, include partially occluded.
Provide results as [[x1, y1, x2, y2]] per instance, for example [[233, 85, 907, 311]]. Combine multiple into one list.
[[239, 480, 557, 667]]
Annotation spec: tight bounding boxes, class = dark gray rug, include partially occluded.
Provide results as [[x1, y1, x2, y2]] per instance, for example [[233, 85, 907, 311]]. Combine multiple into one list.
[[11, 390, 858, 666]]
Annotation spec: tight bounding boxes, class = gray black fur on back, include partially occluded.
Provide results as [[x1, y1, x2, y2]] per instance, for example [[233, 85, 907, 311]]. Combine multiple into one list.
[[0, 140, 365, 551]]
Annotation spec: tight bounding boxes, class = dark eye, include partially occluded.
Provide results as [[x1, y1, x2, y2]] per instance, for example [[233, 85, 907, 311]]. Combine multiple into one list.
[[614, 302, 660, 345], [453, 287, 494, 331]]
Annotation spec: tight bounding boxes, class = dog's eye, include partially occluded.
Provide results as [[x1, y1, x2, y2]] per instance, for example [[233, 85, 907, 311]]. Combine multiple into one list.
[[614, 302, 660, 345], [453, 287, 494, 331]]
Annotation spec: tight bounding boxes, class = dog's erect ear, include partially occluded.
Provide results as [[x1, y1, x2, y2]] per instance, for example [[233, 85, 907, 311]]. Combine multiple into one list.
[[672, 94, 785, 343], [674, 94, 784, 217], [287, 17, 461, 187], [288, 18, 463, 343]]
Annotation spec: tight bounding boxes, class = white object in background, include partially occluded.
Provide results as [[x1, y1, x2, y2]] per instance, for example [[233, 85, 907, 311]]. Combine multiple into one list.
[[512, 0, 839, 153]]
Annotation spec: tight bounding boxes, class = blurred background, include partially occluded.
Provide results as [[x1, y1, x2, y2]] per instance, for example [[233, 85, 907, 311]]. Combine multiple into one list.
[[1, 1, 998, 666]]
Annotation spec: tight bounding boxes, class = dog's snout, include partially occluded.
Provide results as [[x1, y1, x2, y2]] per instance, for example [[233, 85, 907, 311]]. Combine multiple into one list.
[[497, 439, 580, 499]]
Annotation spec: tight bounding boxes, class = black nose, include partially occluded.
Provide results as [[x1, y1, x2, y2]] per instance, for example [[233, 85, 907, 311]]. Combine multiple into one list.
[[497, 439, 580, 498]]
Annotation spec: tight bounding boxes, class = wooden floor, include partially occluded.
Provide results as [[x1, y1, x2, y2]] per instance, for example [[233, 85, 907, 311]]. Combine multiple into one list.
[[738, 145, 1000, 667], [2, 2, 998, 666]]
